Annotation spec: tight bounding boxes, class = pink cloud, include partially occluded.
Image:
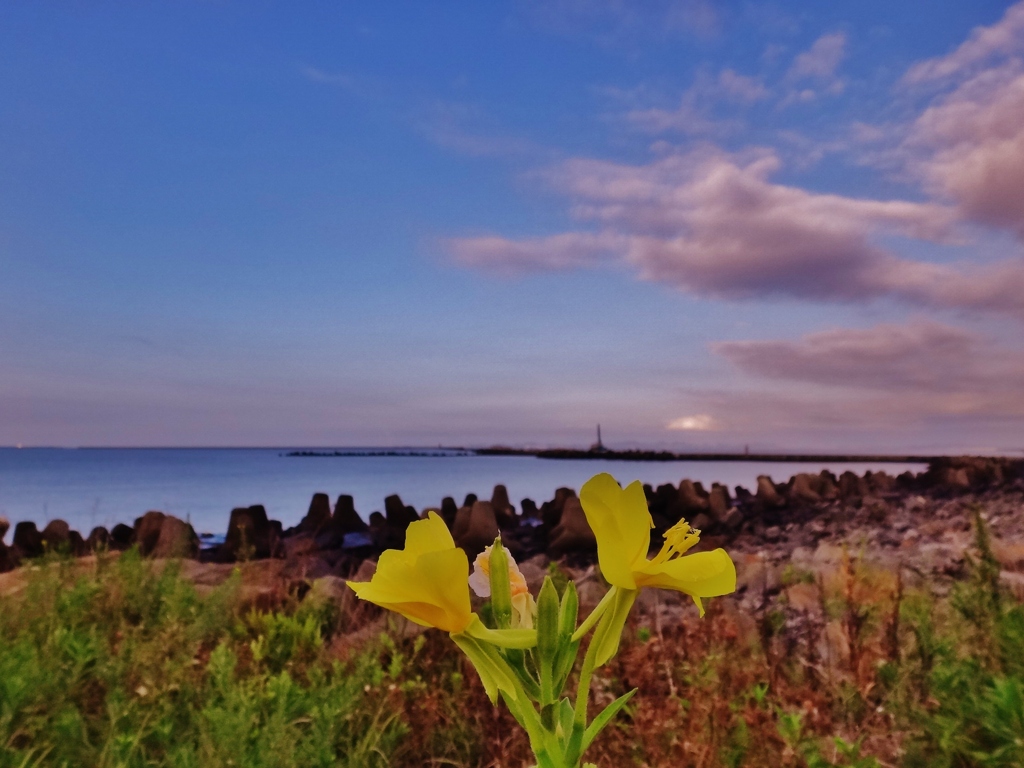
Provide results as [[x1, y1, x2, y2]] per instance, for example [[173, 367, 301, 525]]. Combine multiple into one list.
[[716, 322, 979, 391], [706, 321, 1024, 429], [903, 2, 1024, 85], [787, 32, 847, 80], [909, 63, 1024, 237], [446, 231, 620, 273], [717, 69, 769, 102], [447, 148, 1024, 316]]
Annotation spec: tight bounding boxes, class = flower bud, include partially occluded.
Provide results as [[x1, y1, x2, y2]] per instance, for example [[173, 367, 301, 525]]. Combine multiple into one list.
[[537, 575, 560, 664], [488, 537, 513, 629]]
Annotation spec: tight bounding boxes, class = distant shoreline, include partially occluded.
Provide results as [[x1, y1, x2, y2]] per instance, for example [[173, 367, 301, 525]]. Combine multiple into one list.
[[286, 447, 940, 463]]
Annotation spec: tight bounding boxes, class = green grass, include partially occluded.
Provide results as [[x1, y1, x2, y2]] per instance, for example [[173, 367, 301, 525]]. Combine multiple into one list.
[[0, 551, 405, 768], [2, 512, 1023, 767]]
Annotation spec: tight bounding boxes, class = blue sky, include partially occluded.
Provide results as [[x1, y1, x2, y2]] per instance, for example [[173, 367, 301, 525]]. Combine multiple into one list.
[[3, 1, 1024, 453]]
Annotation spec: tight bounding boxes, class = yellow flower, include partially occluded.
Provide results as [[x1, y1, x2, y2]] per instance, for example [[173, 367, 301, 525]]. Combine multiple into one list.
[[469, 544, 538, 629], [579, 473, 736, 614], [348, 511, 472, 633]]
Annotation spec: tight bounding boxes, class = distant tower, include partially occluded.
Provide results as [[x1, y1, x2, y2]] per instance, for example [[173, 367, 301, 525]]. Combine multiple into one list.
[[591, 424, 607, 453]]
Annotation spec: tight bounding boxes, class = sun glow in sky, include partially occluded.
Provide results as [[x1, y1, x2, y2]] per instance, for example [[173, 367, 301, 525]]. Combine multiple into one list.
[[2, 1, 1024, 453]]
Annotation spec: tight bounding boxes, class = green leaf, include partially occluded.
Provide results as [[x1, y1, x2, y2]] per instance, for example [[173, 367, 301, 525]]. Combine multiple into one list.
[[558, 581, 579, 642], [557, 697, 575, 741], [451, 633, 521, 704], [581, 688, 637, 754], [553, 638, 581, 692], [590, 588, 637, 667]]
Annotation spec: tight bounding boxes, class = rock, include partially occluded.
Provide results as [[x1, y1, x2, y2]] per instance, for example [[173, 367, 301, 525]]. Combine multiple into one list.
[[575, 579, 606, 612], [993, 539, 1024, 570], [818, 620, 851, 675], [938, 467, 971, 492], [455, 501, 500, 559], [462, 493, 478, 508], [789, 474, 821, 504], [350, 558, 378, 584], [134, 511, 167, 556], [68, 530, 86, 556], [0, 516, 8, 542], [86, 527, 110, 551], [756, 476, 785, 508], [763, 525, 782, 543], [520, 498, 540, 520], [916, 541, 966, 577], [708, 485, 731, 523], [1000, 571, 1024, 600], [547, 497, 596, 558], [110, 523, 135, 550], [691, 512, 713, 532], [0, 541, 16, 573], [896, 471, 918, 490], [306, 575, 355, 616], [224, 505, 277, 560], [650, 483, 682, 525], [13, 522, 43, 558], [283, 533, 318, 559], [541, 488, 576, 528], [41, 519, 73, 551], [518, 556, 549, 594], [735, 554, 782, 595], [451, 506, 472, 541], [678, 480, 710, 515], [817, 471, 839, 499], [490, 485, 516, 527], [721, 507, 744, 530], [299, 493, 332, 536], [331, 495, 368, 536], [282, 554, 334, 581], [384, 494, 418, 533], [866, 471, 896, 495], [151, 515, 200, 559], [838, 471, 866, 501], [368, 512, 387, 548], [440, 497, 459, 527]]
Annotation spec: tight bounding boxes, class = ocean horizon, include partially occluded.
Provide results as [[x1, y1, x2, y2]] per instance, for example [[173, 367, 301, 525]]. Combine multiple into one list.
[[0, 447, 929, 541]]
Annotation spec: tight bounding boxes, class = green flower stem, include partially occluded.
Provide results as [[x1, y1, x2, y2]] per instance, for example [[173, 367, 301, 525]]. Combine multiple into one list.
[[464, 616, 537, 648], [570, 585, 617, 642], [572, 620, 601, 728]]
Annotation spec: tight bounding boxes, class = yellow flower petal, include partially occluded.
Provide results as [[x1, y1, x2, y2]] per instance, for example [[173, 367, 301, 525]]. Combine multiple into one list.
[[403, 510, 457, 556], [580, 474, 653, 590], [348, 514, 472, 634], [634, 548, 737, 598]]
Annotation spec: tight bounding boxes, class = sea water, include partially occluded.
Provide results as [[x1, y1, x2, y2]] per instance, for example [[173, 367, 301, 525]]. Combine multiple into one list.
[[0, 448, 927, 540]]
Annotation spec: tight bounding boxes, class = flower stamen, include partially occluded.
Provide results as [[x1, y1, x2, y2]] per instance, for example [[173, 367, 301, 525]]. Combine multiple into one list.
[[650, 519, 701, 565]]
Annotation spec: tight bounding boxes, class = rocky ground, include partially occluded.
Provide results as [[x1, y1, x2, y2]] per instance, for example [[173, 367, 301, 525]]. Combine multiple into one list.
[[2, 456, 1023, 621]]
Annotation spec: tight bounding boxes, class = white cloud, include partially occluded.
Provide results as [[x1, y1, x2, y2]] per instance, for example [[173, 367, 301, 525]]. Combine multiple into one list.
[[903, 2, 1024, 85], [667, 414, 716, 430]]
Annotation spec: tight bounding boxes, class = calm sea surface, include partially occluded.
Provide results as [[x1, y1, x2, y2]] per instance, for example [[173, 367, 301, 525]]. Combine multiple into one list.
[[0, 448, 928, 539]]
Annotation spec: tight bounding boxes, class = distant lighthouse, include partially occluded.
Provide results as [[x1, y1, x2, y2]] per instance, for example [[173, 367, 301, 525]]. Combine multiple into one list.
[[590, 424, 607, 453]]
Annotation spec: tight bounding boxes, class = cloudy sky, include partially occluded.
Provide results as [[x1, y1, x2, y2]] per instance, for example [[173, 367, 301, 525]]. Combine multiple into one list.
[[2, 1, 1023, 453]]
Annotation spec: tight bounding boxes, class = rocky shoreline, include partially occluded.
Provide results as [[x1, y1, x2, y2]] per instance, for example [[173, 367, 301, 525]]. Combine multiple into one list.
[[2, 457, 1023, 597]]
